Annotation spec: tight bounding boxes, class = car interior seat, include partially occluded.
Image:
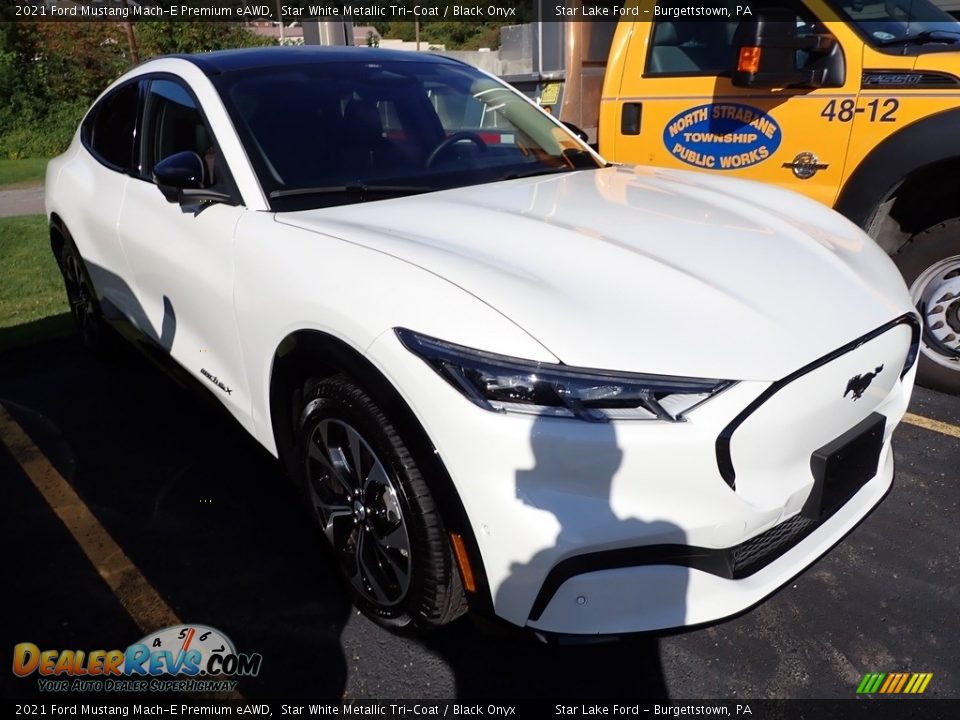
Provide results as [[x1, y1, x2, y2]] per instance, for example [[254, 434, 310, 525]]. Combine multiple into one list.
[[340, 98, 410, 178]]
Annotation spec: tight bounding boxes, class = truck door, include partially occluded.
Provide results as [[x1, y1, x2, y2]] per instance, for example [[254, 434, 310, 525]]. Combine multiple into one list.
[[603, 1, 862, 207]]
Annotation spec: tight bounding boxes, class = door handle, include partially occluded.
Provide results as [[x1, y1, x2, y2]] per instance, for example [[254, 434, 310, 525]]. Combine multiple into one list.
[[621, 103, 642, 135]]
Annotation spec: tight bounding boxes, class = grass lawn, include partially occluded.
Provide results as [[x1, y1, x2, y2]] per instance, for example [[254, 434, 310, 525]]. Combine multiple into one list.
[[0, 158, 49, 189], [0, 214, 72, 351]]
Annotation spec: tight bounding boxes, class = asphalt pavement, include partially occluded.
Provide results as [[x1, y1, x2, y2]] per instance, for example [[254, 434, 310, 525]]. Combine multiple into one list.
[[0, 186, 44, 218], [1, 331, 957, 700]]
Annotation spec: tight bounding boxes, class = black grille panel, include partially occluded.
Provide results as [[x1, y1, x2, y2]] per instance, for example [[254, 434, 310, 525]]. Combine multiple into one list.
[[731, 513, 816, 578]]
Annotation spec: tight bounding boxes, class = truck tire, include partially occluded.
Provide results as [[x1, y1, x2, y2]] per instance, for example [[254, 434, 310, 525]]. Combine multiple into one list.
[[893, 220, 960, 395]]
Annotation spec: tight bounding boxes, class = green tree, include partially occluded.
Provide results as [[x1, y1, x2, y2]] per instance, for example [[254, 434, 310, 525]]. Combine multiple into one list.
[[135, 21, 274, 58], [380, 18, 530, 50], [0, 21, 274, 159], [0, 22, 128, 158]]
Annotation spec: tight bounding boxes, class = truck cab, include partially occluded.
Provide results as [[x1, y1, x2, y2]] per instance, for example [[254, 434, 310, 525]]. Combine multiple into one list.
[[566, 0, 960, 393]]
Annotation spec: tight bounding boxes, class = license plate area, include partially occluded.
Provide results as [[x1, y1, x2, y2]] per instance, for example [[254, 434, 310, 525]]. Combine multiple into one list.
[[804, 412, 886, 519]]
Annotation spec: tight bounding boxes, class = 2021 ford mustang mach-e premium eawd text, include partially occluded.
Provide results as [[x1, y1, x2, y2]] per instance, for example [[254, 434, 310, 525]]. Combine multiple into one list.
[[46, 47, 920, 637]]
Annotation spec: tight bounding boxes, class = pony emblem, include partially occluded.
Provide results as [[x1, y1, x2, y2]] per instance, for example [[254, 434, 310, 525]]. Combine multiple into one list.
[[844, 365, 884, 401]]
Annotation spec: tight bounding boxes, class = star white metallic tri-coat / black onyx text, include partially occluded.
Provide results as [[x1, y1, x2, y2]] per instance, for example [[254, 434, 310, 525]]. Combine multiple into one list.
[[46, 47, 921, 637]]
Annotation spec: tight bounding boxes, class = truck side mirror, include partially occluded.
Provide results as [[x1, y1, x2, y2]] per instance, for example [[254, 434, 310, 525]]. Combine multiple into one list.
[[732, 10, 842, 88]]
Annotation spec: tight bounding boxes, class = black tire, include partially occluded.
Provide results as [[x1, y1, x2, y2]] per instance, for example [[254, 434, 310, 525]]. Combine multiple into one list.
[[57, 239, 114, 357], [296, 374, 467, 629], [893, 220, 960, 395]]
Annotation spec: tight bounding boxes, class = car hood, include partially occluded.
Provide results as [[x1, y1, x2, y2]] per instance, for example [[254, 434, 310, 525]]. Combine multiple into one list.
[[276, 166, 913, 380]]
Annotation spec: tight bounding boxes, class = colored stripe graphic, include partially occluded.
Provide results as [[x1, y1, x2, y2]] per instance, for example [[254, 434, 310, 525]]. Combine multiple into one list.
[[879, 674, 896, 693], [857, 673, 885, 694], [894, 673, 909, 693], [857, 672, 932, 694]]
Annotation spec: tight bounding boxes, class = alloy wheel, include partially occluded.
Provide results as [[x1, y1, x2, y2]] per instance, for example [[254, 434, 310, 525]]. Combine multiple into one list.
[[304, 418, 412, 606]]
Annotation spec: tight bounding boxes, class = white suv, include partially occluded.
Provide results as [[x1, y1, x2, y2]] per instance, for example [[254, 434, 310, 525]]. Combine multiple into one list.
[[46, 47, 919, 637]]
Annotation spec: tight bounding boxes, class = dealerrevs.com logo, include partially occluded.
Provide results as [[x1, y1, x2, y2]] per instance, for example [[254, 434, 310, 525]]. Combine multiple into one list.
[[12, 624, 262, 693]]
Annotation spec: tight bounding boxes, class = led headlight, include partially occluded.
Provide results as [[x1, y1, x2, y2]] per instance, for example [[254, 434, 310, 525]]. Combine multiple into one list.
[[396, 328, 733, 423]]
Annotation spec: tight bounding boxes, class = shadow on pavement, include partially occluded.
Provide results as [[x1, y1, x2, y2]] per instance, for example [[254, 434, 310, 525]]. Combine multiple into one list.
[[0, 312, 74, 354], [0, 334, 350, 699]]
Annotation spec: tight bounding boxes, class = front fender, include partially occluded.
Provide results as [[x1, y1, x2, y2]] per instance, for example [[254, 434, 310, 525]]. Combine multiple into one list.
[[233, 211, 558, 455]]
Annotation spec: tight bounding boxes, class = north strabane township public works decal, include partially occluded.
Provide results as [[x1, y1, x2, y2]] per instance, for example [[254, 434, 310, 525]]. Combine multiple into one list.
[[663, 103, 781, 170]]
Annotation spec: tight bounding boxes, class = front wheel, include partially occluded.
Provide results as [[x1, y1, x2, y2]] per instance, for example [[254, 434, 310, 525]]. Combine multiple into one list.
[[296, 375, 467, 629], [894, 220, 960, 395]]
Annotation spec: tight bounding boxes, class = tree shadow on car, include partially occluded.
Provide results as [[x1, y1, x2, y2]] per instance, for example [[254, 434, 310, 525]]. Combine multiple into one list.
[[424, 416, 687, 698]]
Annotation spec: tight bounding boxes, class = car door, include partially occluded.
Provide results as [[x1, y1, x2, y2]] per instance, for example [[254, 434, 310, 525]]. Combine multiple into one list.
[[116, 75, 253, 431], [609, 0, 861, 208], [71, 80, 142, 319]]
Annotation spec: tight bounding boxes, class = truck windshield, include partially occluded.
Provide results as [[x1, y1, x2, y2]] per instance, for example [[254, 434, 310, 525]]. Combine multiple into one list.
[[213, 59, 602, 211], [828, 0, 960, 48]]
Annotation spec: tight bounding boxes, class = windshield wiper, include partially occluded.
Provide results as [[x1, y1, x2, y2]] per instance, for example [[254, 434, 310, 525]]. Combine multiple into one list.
[[876, 30, 960, 48], [269, 184, 432, 200], [501, 166, 581, 181]]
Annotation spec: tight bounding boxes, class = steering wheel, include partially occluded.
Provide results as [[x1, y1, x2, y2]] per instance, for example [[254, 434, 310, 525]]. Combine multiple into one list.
[[425, 131, 488, 168]]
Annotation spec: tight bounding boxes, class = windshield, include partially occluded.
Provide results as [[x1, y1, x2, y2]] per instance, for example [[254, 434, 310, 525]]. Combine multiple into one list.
[[828, 0, 960, 48], [213, 59, 601, 211]]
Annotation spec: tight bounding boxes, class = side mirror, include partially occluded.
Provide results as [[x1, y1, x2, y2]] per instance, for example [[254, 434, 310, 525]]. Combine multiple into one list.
[[153, 151, 206, 202], [732, 10, 841, 88], [562, 121, 590, 144], [153, 151, 230, 206]]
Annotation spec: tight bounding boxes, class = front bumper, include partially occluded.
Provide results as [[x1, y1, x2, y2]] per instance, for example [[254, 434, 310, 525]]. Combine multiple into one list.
[[528, 443, 894, 635], [366, 316, 918, 635]]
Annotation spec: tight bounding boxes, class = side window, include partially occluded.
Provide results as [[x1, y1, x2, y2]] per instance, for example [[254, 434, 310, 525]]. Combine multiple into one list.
[[646, 3, 824, 77], [646, 21, 740, 76], [84, 83, 139, 171], [141, 79, 220, 188]]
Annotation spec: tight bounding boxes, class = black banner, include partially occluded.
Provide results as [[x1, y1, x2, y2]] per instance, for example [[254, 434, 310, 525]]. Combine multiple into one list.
[[4, 1, 760, 24], [3, 700, 960, 720]]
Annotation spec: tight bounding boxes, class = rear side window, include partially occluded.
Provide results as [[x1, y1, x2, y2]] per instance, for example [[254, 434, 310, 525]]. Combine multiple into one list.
[[84, 83, 140, 171]]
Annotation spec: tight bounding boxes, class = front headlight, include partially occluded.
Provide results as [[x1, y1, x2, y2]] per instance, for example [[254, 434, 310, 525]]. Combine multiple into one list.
[[396, 328, 733, 423]]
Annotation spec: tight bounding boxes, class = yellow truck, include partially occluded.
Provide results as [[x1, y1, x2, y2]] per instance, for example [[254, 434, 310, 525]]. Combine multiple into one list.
[[509, 0, 960, 393]]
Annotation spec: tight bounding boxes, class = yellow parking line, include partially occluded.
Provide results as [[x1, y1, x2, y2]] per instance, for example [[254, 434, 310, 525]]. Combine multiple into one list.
[[0, 402, 182, 632], [0, 402, 242, 699], [903, 412, 960, 440]]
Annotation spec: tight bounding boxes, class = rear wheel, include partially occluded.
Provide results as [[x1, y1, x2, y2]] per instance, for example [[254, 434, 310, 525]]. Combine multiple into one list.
[[58, 240, 113, 357], [894, 220, 960, 395], [296, 374, 467, 629]]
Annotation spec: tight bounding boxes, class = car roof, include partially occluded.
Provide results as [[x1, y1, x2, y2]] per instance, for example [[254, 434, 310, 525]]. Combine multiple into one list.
[[168, 46, 465, 76]]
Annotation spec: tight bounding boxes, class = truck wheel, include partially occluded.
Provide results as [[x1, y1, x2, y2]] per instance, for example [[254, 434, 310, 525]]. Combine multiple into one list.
[[893, 220, 960, 395], [296, 374, 467, 629]]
